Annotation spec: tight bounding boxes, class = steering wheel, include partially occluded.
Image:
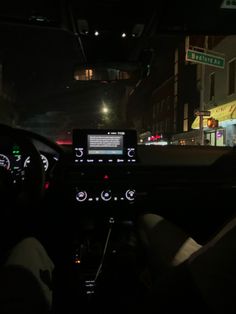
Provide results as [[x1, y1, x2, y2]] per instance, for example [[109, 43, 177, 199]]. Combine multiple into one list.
[[0, 124, 45, 209]]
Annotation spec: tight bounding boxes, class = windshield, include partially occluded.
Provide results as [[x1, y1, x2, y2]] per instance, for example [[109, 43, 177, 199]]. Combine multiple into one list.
[[0, 1, 236, 147]]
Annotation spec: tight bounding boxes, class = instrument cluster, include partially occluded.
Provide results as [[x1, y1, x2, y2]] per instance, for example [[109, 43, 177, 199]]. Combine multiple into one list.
[[0, 142, 59, 182]]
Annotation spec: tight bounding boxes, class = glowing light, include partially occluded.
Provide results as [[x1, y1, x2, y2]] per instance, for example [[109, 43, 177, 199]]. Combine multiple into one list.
[[56, 140, 72, 145], [102, 107, 108, 113], [94, 30, 99, 36], [121, 32, 127, 38], [44, 182, 50, 190], [101, 101, 109, 114], [74, 259, 81, 264], [148, 134, 162, 141], [216, 130, 223, 138]]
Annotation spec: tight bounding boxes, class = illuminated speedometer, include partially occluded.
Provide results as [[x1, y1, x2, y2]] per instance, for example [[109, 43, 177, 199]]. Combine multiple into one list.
[[0, 154, 10, 170], [24, 154, 49, 171]]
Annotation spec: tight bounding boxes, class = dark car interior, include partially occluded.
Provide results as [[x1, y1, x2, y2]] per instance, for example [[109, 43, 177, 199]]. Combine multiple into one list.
[[1, 1, 236, 313], [1, 124, 236, 313]]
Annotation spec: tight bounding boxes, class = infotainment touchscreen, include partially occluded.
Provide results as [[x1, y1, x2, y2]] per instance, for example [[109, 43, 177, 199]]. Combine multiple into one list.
[[73, 129, 137, 164]]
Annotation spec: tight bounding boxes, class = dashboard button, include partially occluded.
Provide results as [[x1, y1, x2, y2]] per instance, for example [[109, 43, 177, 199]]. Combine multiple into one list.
[[75, 148, 84, 157], [125, 189, 136, 201], [101, 190, 112, 201], [76, 191, 88, 202], [127, 148, 135, 158]]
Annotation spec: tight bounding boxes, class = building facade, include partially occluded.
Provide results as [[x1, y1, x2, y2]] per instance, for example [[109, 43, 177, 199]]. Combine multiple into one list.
[[192, 35, 236, 146]]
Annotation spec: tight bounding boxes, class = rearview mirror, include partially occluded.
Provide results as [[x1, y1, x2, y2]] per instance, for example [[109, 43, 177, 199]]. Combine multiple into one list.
[[73, 62, 143, 82]]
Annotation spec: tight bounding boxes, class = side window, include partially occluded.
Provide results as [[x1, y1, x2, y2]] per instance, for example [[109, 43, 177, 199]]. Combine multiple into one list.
[[228, 59, 236, 95]]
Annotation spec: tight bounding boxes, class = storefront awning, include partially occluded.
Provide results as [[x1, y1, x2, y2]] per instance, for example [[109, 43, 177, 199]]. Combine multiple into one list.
[[191, 100, 236, 129]]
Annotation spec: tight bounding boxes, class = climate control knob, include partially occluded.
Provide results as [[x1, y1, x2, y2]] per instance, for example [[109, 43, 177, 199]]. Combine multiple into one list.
[[127, 148, 135, 158], [76, 190, 88, 202], [101, 190, 112, 201], [125, 189, 136, 201]]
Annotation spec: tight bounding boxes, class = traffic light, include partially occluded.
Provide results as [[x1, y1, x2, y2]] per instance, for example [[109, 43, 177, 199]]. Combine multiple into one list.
[[207, 118, 213, 128], [207, 117, 218, 128]]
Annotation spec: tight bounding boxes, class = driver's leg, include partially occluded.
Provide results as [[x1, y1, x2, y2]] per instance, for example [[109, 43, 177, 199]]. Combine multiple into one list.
[[0, 237, 54, 314], [186, 215, 236, 313], [136, 214, 213, 314], [137, 213, 201, 282]]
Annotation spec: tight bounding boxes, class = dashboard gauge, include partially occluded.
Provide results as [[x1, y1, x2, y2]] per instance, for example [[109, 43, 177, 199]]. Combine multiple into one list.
[[24, 154, 49, 171], [0, 154, 10, 170]]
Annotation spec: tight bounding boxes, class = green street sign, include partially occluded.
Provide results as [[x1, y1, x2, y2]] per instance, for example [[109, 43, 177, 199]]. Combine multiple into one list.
[[186, 49, 225, 69]]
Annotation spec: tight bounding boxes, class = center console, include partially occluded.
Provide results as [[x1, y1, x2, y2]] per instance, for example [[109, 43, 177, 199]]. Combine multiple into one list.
[[71, 129, 138, 207], [53, 130, 141, 309]]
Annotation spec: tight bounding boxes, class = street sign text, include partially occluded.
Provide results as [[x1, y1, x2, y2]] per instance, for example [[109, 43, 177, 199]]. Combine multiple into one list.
[[186, 49, 225, 69]]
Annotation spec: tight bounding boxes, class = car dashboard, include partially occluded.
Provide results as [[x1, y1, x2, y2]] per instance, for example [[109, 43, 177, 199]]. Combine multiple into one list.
[[1, 127, 236, 245], [44, 130, 236, 245], [2, 126, 236, 313]]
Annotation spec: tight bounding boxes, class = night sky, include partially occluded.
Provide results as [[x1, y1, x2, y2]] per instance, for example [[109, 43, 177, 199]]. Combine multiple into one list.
[[0, 14, 156, 140], [0, 22, 123, 138], [0, 1, 164, 140], [0, 0, 229, 140], [1, 24, 81, 107]]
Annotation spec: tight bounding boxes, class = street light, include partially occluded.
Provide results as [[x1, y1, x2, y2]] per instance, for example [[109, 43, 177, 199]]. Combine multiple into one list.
[[101, 101, 109, 114], [98, 103, 110, 128], [102, 106, 109, 114]]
